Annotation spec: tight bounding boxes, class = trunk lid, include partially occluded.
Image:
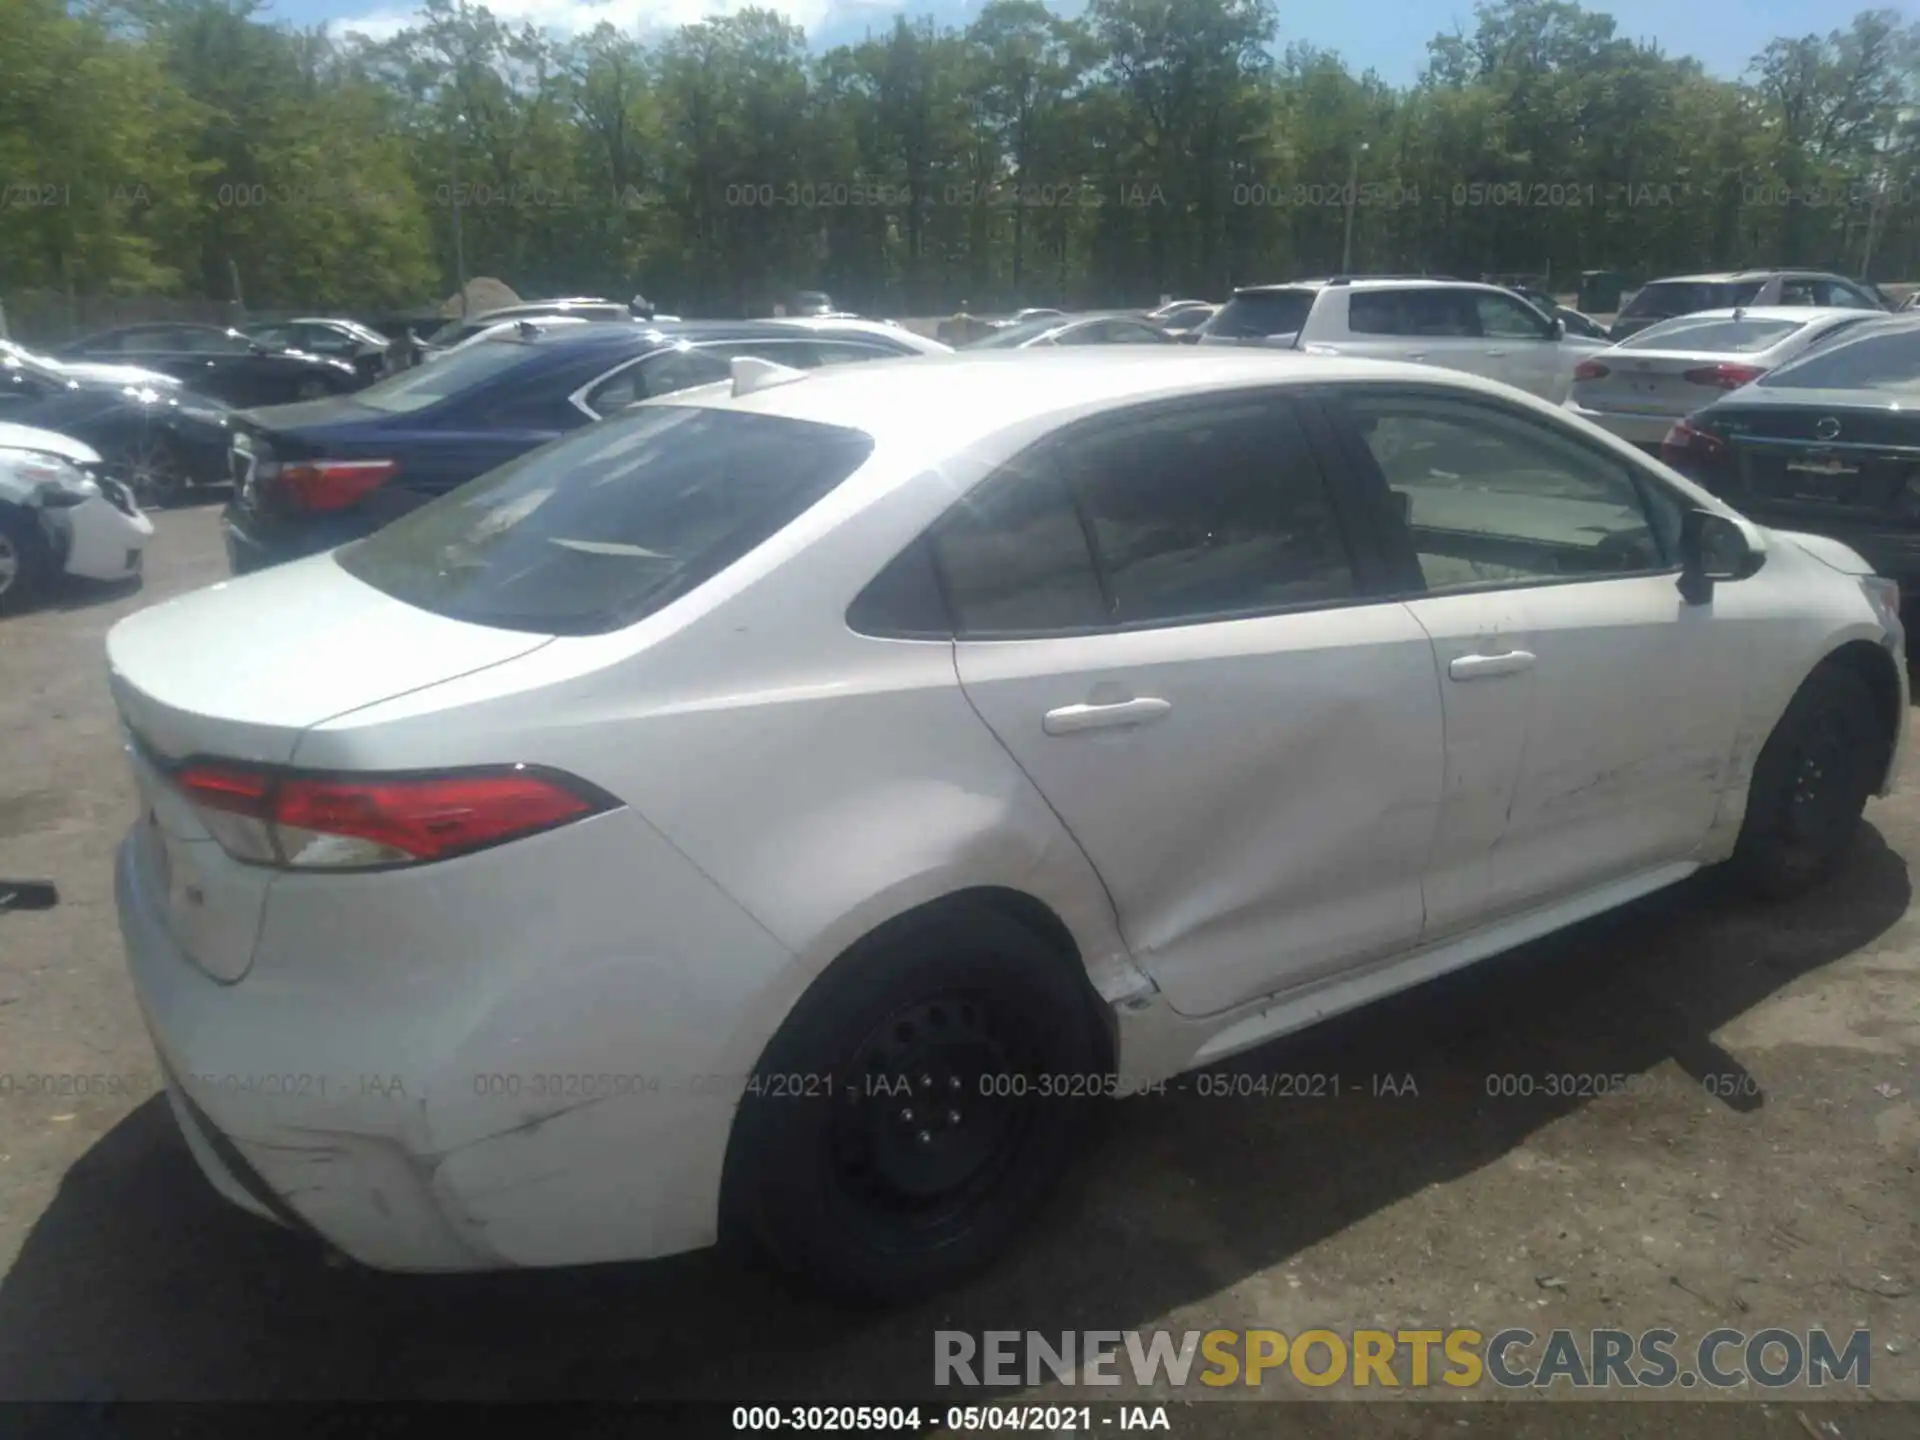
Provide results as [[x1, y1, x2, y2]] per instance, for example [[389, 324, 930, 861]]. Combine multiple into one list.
[[107, 552, 553, 765], [109, 555, 553, 982], [1709, 398, 1920, 521], [1573, 350, 1759, 419]]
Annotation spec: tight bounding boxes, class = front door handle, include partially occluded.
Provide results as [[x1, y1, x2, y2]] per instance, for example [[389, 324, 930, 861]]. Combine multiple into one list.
[[1405, 351, 1428, 361], [1043, 698, 1173, 735], [1449, 650, 1536, 681], [1484, 348, 1510, 357]]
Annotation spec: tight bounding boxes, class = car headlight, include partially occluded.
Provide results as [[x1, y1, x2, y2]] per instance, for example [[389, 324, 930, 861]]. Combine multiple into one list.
[[7, 451, 100, 507], [1861, 576, 1903, 635]]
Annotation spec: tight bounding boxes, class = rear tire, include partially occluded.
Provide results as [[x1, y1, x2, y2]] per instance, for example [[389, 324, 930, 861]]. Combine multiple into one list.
[[1726, 663, 1883, 898], [0, 505, 52, 615], [721, 905, 1104, 1302]]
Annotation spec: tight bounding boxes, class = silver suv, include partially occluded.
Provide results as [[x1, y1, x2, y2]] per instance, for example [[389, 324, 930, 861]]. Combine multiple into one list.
[[1198, 276, 1607, 403]]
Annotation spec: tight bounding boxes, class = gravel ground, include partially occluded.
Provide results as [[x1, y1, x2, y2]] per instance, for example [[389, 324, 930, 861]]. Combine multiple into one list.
[[0, 504, 1913, 1437]]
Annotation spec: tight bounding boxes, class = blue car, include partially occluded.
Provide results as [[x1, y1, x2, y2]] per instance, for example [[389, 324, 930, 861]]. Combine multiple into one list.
[[220, 318, 944, 573]]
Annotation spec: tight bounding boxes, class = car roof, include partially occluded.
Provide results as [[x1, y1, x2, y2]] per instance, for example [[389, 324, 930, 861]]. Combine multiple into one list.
[[1626, 305, 1877, 326], [1232, 277, 1486, 295], [669, 347, 1513, 448]]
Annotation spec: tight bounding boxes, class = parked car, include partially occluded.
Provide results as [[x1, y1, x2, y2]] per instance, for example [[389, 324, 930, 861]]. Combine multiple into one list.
[[419, 299, 639, 356], [0, 423, 151, 612], [111, 349, 1904, 1298], [221, 317, 948, 574], [787, 290, 835, 317], [1, 338, 184, 393], [1, 343, 234, 506], [55, 323, 363, 406], [1150, 302, 1219, 343], [1661, 314, 1920, 600], [244, 318, 394, 384], [1199, 276, 1607, 402], [1608, 271, 1886, 341], [1566, 307, 1889, 448], [1504, 286, 1611, 341], [964, 312, 1177, 349]]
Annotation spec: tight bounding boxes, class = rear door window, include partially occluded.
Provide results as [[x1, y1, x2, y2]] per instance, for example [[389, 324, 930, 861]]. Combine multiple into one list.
[[336, 406, 875, 635], [353, 338, 544, 414]]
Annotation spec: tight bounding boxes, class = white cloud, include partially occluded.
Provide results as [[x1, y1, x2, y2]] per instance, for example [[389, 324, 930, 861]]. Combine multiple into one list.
[[334, 0, 910, 45]]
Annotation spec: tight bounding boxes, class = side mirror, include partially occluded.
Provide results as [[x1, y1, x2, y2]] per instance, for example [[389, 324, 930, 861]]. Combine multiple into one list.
[[1678, 506, 1761, 605], [1548, 317, 1566, 340]]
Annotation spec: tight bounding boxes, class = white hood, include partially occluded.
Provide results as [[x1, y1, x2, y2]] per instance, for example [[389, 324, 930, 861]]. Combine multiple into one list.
[[0, 421, 102, 467]]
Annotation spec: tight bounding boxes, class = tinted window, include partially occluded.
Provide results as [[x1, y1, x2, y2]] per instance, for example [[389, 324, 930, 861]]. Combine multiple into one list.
[[1061, 400, 1354, 622], [1618, 316, 1806, 353], [1348, 292, 1410, 335], [1475, 292, 1551, 338], [248, 325, 298, 350], [1620, 282, 1745, 319], [968, 317, 1066, 349], [931, 465, 1106, 633], [353, 337, 549, 414], [1777, 278, 1820, 306], [1344, 394, 1680, 591], [808, 339, 902, 365], [1815, 280, 1880, 311], [1759, 326, 1920, 393], [336, 407, 874, 635], [1204, 290, 1315, 340]]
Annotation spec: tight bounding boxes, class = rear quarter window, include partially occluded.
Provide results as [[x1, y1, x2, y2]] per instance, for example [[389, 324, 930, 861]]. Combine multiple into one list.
[[335, 405, 875, 635]]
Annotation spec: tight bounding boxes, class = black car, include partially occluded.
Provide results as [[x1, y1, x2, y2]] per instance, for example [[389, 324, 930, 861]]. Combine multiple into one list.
[[221, 317, 935, 573], [1662, 315, 1920, 595], [55, 323, 363, 406], [244, 318, 394, 384], [0, 344, 233, 506]]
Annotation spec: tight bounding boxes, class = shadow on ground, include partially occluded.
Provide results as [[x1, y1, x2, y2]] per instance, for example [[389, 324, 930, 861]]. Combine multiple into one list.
[[0, 830, 1907, 1403]]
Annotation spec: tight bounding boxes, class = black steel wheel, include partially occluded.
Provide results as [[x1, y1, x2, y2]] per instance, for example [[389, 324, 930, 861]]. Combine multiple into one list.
[[1728, 662, 1884, 897], [722, 903, 1105, 1301]]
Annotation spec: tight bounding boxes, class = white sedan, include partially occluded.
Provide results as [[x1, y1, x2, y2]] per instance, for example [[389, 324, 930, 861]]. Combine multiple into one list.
[[109, 349, 1906, 1297], [0, 423, 152, 612], [1566, 306, 1888, 446]]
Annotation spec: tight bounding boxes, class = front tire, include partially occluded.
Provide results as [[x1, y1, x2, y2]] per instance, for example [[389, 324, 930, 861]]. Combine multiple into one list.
[[110, 433, 186, 509], [1727, 662, 1884, 898], [722, 905, 1104, 1302], [0, 506, 53, 614]]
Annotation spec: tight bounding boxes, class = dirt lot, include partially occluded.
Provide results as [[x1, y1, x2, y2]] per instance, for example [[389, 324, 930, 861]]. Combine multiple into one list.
[[0, 505, 1914, 1434]]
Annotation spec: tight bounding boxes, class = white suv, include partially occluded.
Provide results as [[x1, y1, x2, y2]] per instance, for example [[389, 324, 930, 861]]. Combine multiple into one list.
[[1199, 276, 1607, 403]]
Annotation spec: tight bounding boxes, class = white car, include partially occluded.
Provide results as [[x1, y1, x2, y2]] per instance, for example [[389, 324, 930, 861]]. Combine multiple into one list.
[[0, 423, 152, 612], [110, 350, 1906, 1297], [1198, 277, 1607, 401], [1566, 307, 1891, 447]]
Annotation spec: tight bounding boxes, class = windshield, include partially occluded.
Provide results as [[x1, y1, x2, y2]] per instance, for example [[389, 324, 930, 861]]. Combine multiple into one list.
[[336, 405, 875, 635], [1758, 325, 1920, 394], [1617, 316, 1806, 353], [968, 317, 1067, 349], [350, 336, 542, 413], [1203, 290, 1316, 340]]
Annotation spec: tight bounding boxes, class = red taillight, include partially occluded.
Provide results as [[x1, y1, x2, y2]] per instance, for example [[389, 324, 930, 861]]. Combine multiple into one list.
[[1660, 418, 1728, 467], [277, 458, 398, 512], [1573, 359, 1610, 381], [171, 762, 609, 869], [1682, 363, 1766, 390]]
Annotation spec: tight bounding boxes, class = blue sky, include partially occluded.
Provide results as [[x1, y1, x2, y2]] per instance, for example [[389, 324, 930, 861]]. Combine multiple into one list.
[[273, 0, 1892, 85]]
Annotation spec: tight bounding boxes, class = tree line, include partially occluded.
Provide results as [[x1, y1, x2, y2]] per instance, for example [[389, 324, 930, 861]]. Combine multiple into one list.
[[2, 0, 1917, 321]]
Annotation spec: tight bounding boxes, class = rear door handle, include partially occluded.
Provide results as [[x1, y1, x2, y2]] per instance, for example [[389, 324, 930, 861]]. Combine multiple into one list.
[[1406, 351, 1428, 361], [1043, 698, 1172, 735], [1449, 650, 1537, 681], [1484, 348, 1509, 357]]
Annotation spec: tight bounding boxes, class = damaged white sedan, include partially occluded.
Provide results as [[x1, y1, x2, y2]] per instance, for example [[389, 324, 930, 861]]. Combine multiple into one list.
[[110, 349, 1906, 1298], [0, 423, 152, 613]]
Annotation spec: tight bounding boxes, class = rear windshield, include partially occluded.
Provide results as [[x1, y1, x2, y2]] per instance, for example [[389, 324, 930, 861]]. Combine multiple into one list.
[[1617, 316, 1805, 353], [1203, 290, 1316, 340], [1619, 281, 1763, 319], [967, 317, 1066, 349], [1759, 326, 1920, 393], [350, 338, 542, 414], [335, 405, 875, 635]]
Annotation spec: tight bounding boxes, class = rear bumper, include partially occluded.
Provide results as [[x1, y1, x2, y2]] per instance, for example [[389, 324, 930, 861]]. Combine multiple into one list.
[[113, 798, 796, 1272], [1564, 401, 1678, 448], [220, 502, 362, 574]]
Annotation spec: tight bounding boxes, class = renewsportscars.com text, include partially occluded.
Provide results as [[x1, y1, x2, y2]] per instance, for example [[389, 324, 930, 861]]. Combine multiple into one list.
[[935, 1327, 1873, 1390]]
